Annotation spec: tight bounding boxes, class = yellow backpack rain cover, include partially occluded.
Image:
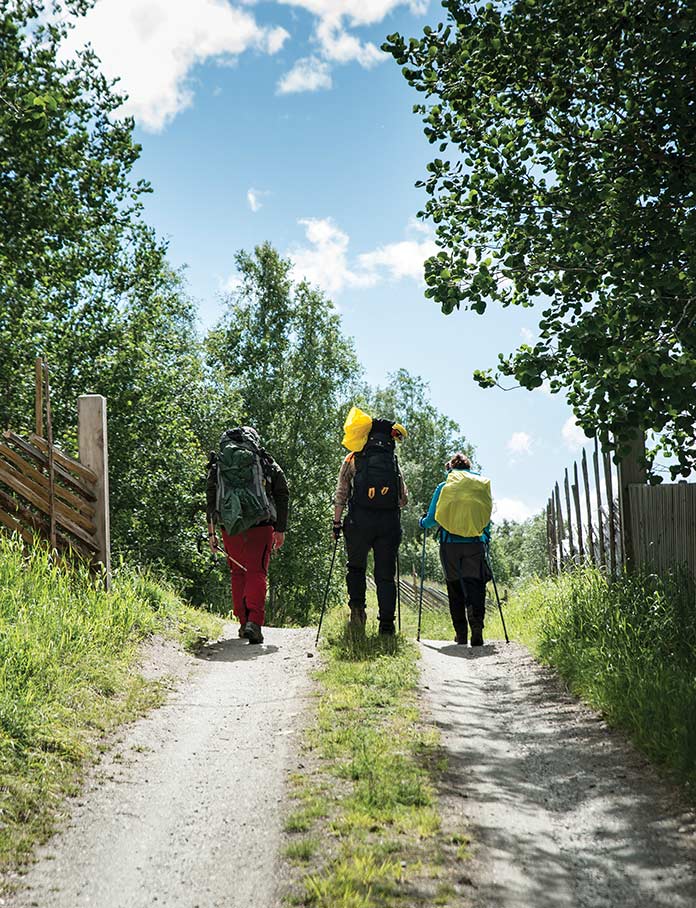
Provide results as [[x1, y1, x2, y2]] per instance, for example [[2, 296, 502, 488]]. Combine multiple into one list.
[[435, 470, 493, 537], [342, 406, 373, 452]]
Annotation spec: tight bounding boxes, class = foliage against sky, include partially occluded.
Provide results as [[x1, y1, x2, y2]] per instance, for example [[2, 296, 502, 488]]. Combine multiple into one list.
[[385, 0, 696, 478]]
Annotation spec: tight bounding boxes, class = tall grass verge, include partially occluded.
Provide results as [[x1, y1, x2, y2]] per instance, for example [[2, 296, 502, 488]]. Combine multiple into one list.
[[0, 536, 221, 872], [504, 566, 696, 791], [284, 602, 471, 907]]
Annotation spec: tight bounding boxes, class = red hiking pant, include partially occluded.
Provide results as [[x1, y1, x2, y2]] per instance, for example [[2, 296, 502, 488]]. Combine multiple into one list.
[[221, 525, 274, 627]]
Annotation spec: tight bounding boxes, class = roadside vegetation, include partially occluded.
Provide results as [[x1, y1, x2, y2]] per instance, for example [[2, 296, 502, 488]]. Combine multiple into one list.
[[283, 600, 473, 907], [397, 557, 696, 797], [0, 537, 222, 873], [483, 567, 696, 793]]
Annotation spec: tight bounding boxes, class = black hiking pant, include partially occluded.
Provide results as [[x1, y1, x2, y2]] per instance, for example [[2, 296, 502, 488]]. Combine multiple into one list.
[[343, 507, 401, 627], [440, 541, 489, 639]]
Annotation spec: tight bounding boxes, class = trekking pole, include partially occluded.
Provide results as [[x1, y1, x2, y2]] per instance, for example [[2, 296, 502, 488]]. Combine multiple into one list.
[[417, 530, 426, 642], [485, 545, 510, 644], [315, 535, 340, 647], [396, 551, 402, 633]]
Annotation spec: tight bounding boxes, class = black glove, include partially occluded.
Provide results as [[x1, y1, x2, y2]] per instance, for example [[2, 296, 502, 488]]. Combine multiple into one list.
[[332, 520, 342, 540]]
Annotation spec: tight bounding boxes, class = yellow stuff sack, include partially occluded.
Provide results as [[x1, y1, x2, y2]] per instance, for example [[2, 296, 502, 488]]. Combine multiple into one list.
[[342, 406, 373, 452], [435, 470, 492, 538]]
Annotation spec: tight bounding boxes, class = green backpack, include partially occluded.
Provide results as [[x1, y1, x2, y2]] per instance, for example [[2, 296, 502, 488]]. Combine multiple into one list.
[[215, 428, 277, 536]]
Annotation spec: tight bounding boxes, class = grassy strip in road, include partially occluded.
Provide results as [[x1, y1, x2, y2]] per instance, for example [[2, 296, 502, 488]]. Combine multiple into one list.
[[283, 601, 473, 908], [0, 536, 222, 875]]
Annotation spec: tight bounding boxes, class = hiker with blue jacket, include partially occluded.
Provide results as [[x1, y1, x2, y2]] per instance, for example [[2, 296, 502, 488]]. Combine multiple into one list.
[[420, 452, 492, 646], [206, 426, 289, 645]]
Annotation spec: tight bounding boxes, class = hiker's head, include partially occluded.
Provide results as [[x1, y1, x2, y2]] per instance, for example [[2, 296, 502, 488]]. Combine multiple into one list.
[[369, 418, 407, 444], [446, 452, 472, 471]]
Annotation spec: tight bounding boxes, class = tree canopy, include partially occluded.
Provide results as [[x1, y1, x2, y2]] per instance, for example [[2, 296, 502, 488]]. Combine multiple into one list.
[[384, 0, 696, 478]]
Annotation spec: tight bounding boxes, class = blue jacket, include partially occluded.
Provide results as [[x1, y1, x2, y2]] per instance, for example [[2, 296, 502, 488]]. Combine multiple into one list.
[[419, 469, 491, 544]]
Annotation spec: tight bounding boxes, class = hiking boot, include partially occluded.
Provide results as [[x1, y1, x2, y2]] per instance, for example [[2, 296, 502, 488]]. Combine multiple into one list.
[[470, 628, 484, 647], [349, 606, 367, 628], [243, 621, 264, 645], [238, 623, 246, 638], [378, 621, 396, 637]]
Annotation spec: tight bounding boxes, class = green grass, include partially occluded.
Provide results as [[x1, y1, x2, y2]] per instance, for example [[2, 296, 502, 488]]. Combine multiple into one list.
[[501, 566, 696, 792], [0, 536, 222, 873], [284, 602, 471, 907]]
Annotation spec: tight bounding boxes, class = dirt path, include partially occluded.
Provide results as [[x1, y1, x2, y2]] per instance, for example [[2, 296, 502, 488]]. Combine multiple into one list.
[[14, 626, 315, 908], [420, 639, 696, 908]]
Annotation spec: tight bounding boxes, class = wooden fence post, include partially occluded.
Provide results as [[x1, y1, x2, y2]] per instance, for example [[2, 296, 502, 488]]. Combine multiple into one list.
[[35, 357, 44, 437], [572, 461, 584, 560], [603, 450, 617, 576], [555, 482, 565, 565], [78, 395, 110, 586], [564, 469, 575, 561], [617, 430, 647, 572], [593, 439, 606, 568], [581, 449, 595, 564]]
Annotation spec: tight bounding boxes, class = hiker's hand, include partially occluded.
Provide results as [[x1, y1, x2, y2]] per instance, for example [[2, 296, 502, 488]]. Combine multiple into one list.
[[332, 521, 342, 541], [273, 531, 285, 551], [208, 532, 219, 554]]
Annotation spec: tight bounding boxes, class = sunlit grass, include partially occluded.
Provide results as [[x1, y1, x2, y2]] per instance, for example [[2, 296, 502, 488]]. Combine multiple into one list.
[[285, 601, 473, 906], [0, 535, 222, 872], [502, 566, 696, 791]]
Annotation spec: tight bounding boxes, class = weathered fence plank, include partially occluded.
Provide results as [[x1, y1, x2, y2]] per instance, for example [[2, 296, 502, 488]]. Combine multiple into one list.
[[629, 483, 696, 577], [593, 439, 606, 567], [564, 469, 575, 560], [603, 451, 617, 575], [581, 450, 595, 563], [78, 395, 111, 579], [555, 482, 565, 564], [572, 461, 584, 559]]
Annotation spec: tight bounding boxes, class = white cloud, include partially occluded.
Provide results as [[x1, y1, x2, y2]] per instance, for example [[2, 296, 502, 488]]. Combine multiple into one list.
[[562, 416, 588, 450], [277, 1, 428, 27], [494, 498, 540, 523], [246, 187, 269, 212], [315, 18, 383, 67], [507, 431, 533, 456], [520, 327, 535, 343], [290, 218, 376, 293], [277, 56, 333, 94], [358, 238, 438, 283], [64, 0, 289, 131], [276, 1, 427, 92], [289, 217, 438, 293], [220, 272, 242, 294]]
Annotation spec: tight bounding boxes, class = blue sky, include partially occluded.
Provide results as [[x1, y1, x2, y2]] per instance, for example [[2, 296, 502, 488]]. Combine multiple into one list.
[[66, 0, 590, 521]]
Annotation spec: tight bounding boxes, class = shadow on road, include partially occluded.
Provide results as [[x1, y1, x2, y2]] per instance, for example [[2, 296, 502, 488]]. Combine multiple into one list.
[[423, 644, 696, 908], [421, 641, 500, 659], [195, 637, 279, 663]]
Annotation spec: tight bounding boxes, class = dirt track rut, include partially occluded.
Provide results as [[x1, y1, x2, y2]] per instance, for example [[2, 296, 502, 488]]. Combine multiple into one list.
[[14, 627, 315, 908], [421, 639, 696, 908]]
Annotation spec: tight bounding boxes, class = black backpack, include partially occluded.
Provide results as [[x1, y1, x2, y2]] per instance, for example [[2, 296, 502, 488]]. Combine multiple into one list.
[[352, 427, 401, 511]]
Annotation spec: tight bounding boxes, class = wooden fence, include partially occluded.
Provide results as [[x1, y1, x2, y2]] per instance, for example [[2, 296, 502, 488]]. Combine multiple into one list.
[[629, 483, 696, 576], [547, 433, 696, 578], [546, 438, 623, 575], [0, 359, 110, 581]]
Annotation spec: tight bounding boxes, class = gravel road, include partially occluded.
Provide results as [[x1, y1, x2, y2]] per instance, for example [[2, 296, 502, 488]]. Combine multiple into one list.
[[14, 626, 316, 908], [420, 638, 696, 908]]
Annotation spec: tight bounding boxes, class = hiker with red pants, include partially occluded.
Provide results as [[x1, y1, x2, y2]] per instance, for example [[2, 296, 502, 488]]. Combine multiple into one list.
[[206, 426, 289, 645]]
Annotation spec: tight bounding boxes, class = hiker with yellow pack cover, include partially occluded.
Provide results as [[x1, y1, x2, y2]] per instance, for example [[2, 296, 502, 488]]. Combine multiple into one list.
[[334, 407, 408, 635], [419, 452, 492, 646]]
